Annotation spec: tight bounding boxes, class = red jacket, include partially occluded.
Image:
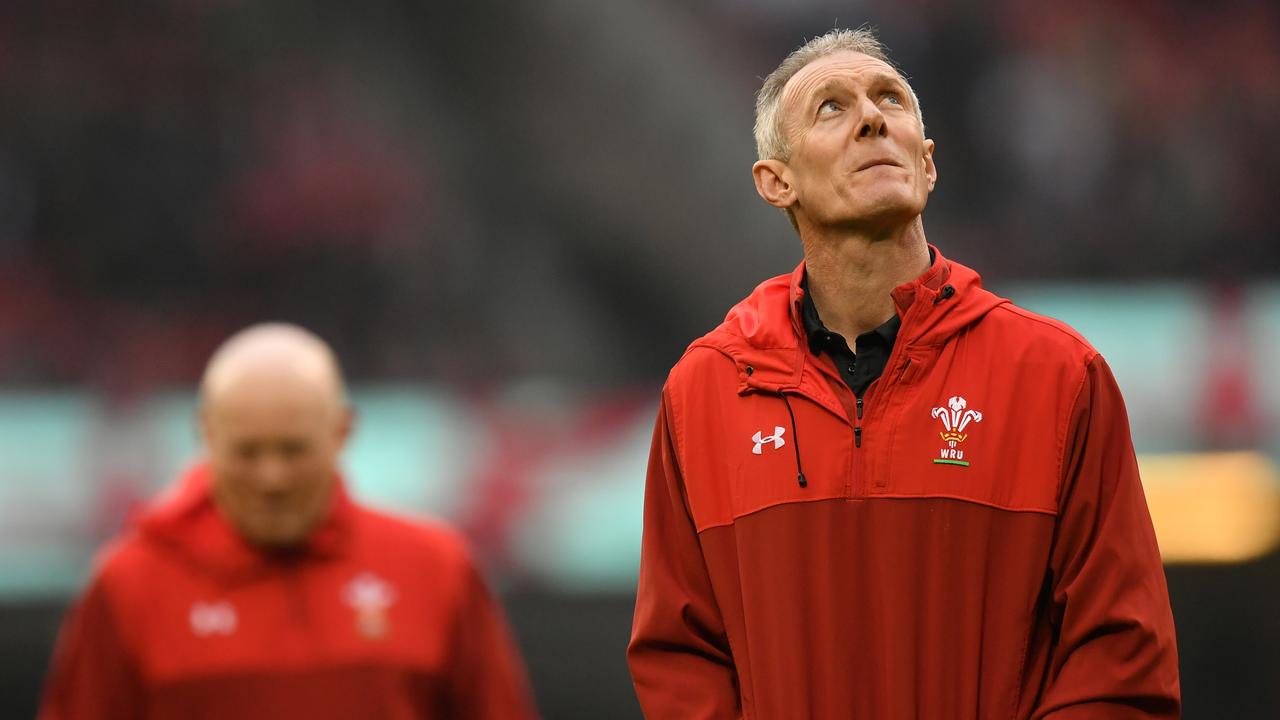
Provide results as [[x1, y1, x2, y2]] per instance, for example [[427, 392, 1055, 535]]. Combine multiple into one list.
[[629, 247, 1180, 719], [41, 464, 537, 720]]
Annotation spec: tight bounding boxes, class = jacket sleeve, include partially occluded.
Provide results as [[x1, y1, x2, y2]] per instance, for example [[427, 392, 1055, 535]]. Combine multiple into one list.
[[441, 558, 539, 720], [1033, 355, 1181, 719], [628, 390, 740, 719], [38, 572, 142, 720]]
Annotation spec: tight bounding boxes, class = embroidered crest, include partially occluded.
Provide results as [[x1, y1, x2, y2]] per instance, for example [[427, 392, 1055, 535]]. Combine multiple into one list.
[[343, 572, 397, 639], [930, 396, 982, 467]]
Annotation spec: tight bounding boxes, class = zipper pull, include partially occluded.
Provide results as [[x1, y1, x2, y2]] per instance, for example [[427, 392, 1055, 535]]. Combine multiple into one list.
[[855, 396, 863, 420], [854, 426, 862, 448]]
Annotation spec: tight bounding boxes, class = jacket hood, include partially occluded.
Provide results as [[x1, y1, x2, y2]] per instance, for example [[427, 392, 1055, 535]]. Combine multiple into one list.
[[132, 462, 356, 583], [690, 244, 1008, 393]]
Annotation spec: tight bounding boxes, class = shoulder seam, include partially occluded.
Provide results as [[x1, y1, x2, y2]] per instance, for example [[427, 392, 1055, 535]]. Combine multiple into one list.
[[667, 344, 737, 389], [989, 304, 1099, 359], [1055, 353, 1096, 512]]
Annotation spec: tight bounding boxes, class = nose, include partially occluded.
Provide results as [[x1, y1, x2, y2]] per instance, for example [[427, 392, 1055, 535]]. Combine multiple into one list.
[[253, 454, 292, 493], [855, 96, 887, 140]]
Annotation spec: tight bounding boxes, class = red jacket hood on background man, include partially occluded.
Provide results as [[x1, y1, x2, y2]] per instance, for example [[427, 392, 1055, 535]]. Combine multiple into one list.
[[135, 465, 357, 583]]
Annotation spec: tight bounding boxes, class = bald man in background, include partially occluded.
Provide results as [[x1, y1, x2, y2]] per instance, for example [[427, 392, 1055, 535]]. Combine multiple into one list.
[[40, 324, 537, 720]]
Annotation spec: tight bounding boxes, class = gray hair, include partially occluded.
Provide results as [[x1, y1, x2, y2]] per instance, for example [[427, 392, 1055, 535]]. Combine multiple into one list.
[[754, 28, 924, 162]]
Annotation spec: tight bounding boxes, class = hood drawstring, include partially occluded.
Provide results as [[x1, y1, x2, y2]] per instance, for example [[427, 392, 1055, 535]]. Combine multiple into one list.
[[746, 365, 806, 489], [933, 284, 956, 305], [778, 391, 807, 488]]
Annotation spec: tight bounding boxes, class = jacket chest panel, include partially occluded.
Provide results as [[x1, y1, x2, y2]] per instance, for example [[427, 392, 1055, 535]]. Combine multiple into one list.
[[718, 392, 852, 523], [133, 559, 451, 685], [867, 346, 1067, 515]]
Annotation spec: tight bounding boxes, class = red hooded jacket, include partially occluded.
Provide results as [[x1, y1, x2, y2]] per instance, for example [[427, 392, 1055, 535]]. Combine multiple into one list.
[[629, 247, 1179, 719], [40, 464, 537, 720]]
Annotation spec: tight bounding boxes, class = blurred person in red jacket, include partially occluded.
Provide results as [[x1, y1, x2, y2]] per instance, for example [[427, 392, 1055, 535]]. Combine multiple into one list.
[[40, 323, 537, 720], [628, 28, 1179, 719]]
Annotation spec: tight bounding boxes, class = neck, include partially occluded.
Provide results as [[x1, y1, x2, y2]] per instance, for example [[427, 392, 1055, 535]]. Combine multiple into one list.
[[800, 216, 930, 341]]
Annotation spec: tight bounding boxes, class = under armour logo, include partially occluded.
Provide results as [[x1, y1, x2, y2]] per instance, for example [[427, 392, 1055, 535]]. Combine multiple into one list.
[[752, 426, 786, 454]]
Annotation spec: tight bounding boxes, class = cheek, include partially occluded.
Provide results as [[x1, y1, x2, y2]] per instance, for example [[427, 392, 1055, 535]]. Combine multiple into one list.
[[208, 449, 249, 484], [300, 439, 340, 469], [285, 447, 338, 491], [213, 475, 258, 518]]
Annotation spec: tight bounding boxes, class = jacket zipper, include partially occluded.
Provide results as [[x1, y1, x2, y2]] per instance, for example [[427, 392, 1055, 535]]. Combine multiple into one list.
[[854, 396, 864, 446], [853, 356, 908, 450], [285, 563, 315, 657], [854, 300, 926, 495]]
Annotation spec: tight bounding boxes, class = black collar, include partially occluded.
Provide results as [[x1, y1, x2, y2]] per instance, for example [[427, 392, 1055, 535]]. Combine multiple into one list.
[[800, 274, 901, 357]]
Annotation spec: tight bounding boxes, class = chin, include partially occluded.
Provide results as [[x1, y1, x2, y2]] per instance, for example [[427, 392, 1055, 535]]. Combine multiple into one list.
[[833, 205, 919, 232], [835, 186, 919, 222], [243, 520, 310, 549]]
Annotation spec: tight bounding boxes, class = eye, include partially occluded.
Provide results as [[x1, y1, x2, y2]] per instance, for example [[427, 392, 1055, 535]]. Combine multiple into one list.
[[278, 439, 309, 459], [818, 99, 841, 115], [882, 92, 903, 106]]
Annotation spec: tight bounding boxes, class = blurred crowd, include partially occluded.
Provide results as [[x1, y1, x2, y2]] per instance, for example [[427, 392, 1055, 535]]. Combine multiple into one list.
[[1, 0, 1276, 393]]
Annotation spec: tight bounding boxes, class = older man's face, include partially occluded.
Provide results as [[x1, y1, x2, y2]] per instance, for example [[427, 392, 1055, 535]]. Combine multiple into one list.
[[777, 51, 935, 232], [202, 372, 349, 549]]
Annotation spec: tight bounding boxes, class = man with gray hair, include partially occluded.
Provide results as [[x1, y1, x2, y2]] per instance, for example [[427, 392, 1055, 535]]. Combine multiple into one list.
[[629, 28, 1179, 718]]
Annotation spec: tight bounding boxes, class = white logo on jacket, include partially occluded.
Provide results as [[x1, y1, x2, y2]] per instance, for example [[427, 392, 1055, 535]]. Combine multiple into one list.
[[344, 572, 397, 639], [930, 395, 983, 467], [752, 426, 786, 454], [189, 601, 237, 637]]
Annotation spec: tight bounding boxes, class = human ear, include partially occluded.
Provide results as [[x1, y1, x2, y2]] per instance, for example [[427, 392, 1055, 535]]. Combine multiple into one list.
[[752, 159, 797, 209], [197, 405, 215, 450], [335, 406, 355, 450], [922, 138, 937, 192]]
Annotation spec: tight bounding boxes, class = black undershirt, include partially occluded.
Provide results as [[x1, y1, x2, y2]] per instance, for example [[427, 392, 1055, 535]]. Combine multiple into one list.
[[800, 274, 900, 399]]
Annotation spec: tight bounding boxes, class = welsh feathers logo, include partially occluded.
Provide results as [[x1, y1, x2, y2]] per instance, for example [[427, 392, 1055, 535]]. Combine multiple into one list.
[[344, 572, 397, 639], [930, 396, 982, 467]]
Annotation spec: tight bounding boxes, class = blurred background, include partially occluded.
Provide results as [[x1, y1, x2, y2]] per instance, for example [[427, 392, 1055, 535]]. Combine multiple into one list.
[[2, 0, 1278, 717]]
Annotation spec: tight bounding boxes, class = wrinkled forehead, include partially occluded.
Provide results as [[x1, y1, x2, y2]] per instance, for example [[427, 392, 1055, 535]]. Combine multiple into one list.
[[780, 50, 903, 115]]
